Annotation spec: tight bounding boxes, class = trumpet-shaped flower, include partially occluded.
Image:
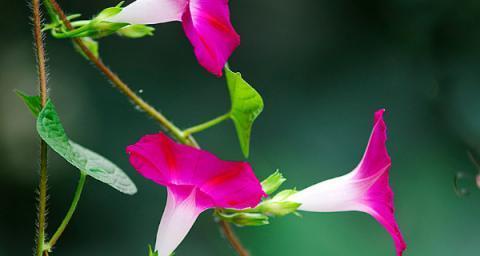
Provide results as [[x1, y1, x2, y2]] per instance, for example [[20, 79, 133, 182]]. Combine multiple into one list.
[[126, 133, 264, 256], [108, 0, 240, 76], [289, 109, 406, 256]]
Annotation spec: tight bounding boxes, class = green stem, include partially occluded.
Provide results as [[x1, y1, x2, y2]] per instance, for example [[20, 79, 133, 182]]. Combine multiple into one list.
[[183, 113, 231, 137], [45, 172, 87, 251]]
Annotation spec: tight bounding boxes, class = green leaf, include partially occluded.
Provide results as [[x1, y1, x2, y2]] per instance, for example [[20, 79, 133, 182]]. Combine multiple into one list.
[[36, 100, 137, 194], [70, 142, 137, 194], [225, 66, 264, 157], [15, 90, 42, 116], [261, 170, 286, 195]]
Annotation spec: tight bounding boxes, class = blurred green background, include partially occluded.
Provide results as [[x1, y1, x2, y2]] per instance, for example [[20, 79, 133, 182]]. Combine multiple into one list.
[[2, 0, 480, 255]]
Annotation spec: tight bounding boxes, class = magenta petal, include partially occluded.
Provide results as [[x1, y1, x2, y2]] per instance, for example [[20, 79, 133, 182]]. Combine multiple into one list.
[[181, 0, 240, 76], [364, 172, 406, 256], [126, 133, 264, 209], [356, 110, 406, 256], [356, 110, 406, 255], [353, 109, 391, 179]]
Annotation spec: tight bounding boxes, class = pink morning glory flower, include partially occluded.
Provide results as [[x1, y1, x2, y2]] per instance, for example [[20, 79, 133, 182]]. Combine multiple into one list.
[[108, 0, 240, 76], [126, 133, 264, 256], [289, 109, 407, 256]]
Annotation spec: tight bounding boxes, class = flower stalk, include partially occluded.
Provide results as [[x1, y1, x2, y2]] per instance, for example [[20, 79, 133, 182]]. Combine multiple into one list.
[[183, 113, 231, 137]]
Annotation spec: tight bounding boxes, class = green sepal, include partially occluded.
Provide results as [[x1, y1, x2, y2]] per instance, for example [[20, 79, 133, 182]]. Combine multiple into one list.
[[272, 189, 298, 201], [47, 2, 128, 40], [148, 245, 159, 256], [94, 2, 124, 21], [88, 22, 128, 39], [216, 211, 269, 227], [225, 66, 264, 158], [261, 170, 286, 195], [117, 25, 155, 38], [45, 2, 154, 40], [256, 201, 301, 217]]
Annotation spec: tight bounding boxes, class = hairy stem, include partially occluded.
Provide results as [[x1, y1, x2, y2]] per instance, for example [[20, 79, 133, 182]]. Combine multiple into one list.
[[32, 0, 49, 255], [45, 0, 250, 254], [33, 0, 48, 106], [46, 172, 87, 251], [37, 142, 48, 256]]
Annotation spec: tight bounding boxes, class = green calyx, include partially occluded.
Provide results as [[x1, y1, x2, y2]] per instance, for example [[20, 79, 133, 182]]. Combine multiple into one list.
[[42, 2, 154, 40], [216, 170, 301, 226], [261, 170, 287, 195]]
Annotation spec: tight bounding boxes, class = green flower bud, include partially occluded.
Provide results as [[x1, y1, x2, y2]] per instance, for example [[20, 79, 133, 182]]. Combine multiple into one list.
[[216, 212, 269, 226], [261, 170, 286, 195], [257, 201, 301, 217], [117, 25, 155, 38]]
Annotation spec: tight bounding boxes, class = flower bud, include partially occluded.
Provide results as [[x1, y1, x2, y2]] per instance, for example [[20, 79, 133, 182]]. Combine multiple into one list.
[[117, 25, 155, 38], [257, 201, 301, 217], [216, 212, 269, 226]]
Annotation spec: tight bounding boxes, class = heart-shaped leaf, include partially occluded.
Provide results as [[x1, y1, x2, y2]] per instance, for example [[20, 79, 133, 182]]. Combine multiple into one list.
[[36, 100, 137, 194], [225, 67, 264, 157], [17, 94, 137, 195], [69, 141, 138, 195]]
